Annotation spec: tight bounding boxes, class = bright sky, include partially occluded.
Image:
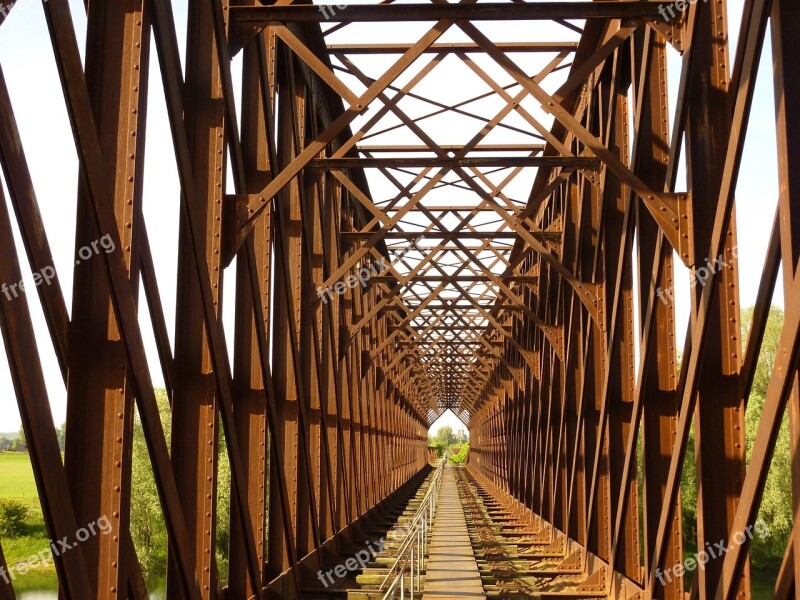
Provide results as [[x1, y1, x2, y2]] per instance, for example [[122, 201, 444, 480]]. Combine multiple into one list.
[[0, 0, 781, 431], [429, 409, 469, 437]]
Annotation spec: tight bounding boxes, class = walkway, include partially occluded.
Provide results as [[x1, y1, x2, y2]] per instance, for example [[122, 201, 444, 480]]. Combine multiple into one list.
[[422, 464, 486, 599]]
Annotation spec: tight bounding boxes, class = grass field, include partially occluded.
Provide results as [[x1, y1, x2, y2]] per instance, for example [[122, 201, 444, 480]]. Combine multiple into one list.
[[751, 569, 778, 598], [682, 540, 777, 598], [0, 453, 57, 590], [0, 452, 779, 597], [0, 452, 40, 501]]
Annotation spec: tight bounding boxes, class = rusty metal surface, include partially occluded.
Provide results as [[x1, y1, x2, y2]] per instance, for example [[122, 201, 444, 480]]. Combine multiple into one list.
[[0, 0, 796, 599]]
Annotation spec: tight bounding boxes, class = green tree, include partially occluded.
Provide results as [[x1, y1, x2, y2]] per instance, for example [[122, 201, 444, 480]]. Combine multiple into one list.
[[56, 422, 66, 451], [130, 389, 171, 582], [129, 389, 233, 585], [680, 307, 791, 568], [680, 419, 697, 543], [216, 431, 231, 583], [677, 343, 696, 542], [741, 307, 791, 567], [743, 307, 783, 401], [434, 426, 453, 446]]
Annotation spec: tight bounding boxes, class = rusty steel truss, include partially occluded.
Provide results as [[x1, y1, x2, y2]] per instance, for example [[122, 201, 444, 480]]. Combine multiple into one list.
[[0, 0, 798, 599]]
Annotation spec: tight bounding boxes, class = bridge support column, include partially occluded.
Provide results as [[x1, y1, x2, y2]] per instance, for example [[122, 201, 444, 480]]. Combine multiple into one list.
[[64, 1, 150, 597]]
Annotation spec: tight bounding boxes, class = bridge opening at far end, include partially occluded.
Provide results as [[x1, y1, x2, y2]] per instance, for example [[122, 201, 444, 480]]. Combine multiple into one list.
[[0, 0, 794, 598]]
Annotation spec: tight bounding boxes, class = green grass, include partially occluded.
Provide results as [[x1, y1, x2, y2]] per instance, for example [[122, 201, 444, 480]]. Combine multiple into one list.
[[0, 453, 41, 502], [750, 567, 778, 599], [0, 452, 57, 586], [0, 452, 782, 597], [681, 540, 778, 599]]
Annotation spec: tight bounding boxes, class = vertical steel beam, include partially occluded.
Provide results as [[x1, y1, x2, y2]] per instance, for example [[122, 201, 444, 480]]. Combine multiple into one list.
[[268, 74, 303, 580], [771, 0, 800, 595], [167, 0, 227, 595], [633, 31, 683, 599], [65, 1, 149, 597], [228, 33, 272, 599], [632, 30, 683, 600], [0, 542, 13, 600], [0, 187, 93, 600], [684, 0, 748, 596], [301, 165, 330, 546]]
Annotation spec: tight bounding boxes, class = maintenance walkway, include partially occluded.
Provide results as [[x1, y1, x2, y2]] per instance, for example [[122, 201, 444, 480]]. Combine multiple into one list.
[[422, 463, 486, 599], [342, 461, 610, 599]]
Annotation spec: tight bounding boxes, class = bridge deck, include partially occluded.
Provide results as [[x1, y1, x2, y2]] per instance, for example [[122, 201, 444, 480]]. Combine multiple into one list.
[[422, 464, 485, 599]]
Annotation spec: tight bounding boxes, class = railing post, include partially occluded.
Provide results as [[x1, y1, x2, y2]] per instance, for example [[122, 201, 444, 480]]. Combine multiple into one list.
[[418, 526, 423, 589], [410, 545, 414, 598]]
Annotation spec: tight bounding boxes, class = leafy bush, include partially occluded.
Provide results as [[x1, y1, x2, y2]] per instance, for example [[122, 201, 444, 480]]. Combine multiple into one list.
[[0, 499, 29, 537], [428, 441, 445, 458], [130, 390, 170, 582], [449, 445, 469, 464], [680, 307, 792, 570], [129, 388, 233, 585]]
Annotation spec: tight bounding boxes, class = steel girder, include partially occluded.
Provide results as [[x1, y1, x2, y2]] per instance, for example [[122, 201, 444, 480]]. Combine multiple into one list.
[[0, 1, 797, 599]]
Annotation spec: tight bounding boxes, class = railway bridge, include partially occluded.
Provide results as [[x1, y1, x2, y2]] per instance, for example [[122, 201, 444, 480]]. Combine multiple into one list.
[[0, 0, 797, 599]]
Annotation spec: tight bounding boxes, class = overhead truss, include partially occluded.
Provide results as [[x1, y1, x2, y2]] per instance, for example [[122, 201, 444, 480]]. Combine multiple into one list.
[[0, 0, 797, 599]]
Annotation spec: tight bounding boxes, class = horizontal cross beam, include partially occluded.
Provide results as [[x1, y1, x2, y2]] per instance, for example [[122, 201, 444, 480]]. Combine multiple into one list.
[[369, 275, 539, 283], [341, 231, 559, 240], [232, 3, 664, 23], [311, 156, 600, 169], [356, 144, 547, 152], [328, 42, 580, 54]]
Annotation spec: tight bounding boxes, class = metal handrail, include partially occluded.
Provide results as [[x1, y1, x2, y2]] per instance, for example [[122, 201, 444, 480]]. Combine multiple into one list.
[[379, 452, 448, 599]]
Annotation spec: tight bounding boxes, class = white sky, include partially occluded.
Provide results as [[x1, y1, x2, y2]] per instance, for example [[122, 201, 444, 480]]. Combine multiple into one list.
[[429, 409, 468, 437], [0, 0, 780, 432]]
